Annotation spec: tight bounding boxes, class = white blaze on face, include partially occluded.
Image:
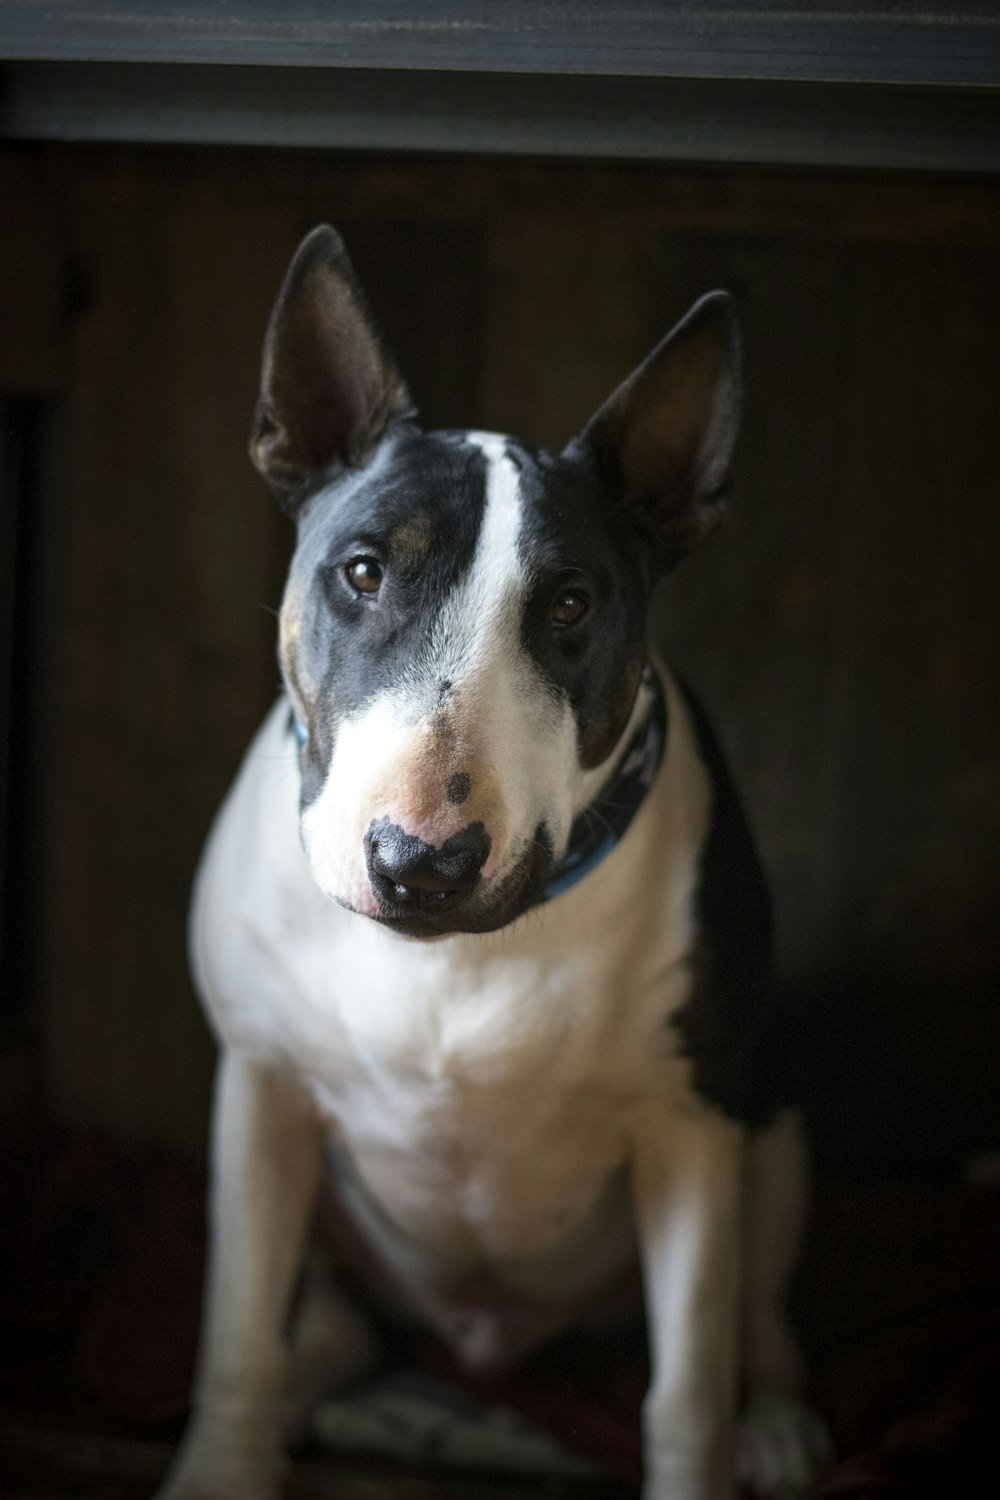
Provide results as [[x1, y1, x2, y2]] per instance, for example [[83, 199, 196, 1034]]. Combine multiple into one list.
[[301, 433, 582, 917]]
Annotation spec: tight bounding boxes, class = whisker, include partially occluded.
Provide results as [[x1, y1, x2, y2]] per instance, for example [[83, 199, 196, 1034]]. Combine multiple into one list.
[[591, 793, 633, 814], [577, 803, 616, 841], [251, 599, 281, 621]]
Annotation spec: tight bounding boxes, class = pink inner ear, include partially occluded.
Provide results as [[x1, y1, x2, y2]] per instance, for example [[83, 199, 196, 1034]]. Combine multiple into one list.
[[621, 402, 690, 503], [251, 225, 412, 496], [271, 266, 400, 469], [619, 336, 729, 505], [572, 295, 739, 569]]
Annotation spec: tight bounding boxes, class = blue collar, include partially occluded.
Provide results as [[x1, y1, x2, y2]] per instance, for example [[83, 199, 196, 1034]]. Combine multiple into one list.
[[541, 664, 668, 902], [290, 664, 668, 906]]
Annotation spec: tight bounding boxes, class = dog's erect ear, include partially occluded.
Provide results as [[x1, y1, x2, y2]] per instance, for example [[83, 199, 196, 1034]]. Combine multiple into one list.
[[250, 225, 413, 502], [566, 292, 740, 570]]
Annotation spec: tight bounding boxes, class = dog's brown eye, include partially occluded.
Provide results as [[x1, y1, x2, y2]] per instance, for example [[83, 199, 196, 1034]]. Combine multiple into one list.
[[345, 557, 383, 595], [552, 590, 589, 628]]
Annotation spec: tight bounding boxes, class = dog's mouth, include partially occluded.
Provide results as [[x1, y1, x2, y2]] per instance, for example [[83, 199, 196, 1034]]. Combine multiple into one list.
[[368, 827, 554, 939]]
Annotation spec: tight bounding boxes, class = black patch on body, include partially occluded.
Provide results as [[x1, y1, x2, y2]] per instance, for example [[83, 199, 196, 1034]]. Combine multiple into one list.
[[671, 680, 780, 1129]]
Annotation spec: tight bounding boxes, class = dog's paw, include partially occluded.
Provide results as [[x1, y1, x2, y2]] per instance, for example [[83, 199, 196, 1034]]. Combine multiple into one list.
[[153, 1469, 279, 1500], [154, 1486, 256, 1500], [152, 1430, 285, 1500], [736, 1390, 833, 1500]]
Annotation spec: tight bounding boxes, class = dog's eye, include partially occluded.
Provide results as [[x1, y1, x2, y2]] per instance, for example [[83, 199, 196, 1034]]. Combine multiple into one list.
[[551, 590, 589, 629], [345, 557, 383, 596]]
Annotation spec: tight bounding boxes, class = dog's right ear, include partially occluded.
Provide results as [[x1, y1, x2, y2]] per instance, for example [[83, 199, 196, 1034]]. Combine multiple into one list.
[[250, 226, 413, 505], [565, 291, 740, 573]]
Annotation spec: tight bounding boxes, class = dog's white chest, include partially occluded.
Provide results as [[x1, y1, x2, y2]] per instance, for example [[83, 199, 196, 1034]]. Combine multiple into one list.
[[192, 686, 707, 1262], [304, 940, 660, 1257]]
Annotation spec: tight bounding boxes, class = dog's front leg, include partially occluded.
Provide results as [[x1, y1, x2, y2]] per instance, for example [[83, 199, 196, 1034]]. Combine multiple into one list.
[[629, 1101, 744, 1500], [156, 1049, 324, 1500]]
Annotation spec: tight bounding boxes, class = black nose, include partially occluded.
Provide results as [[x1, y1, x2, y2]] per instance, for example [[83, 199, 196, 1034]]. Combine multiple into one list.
[[365, 817, 491, 911]]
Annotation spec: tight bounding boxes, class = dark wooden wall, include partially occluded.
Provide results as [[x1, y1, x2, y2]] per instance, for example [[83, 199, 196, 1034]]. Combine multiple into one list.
[[1, 145, 998, 1166]]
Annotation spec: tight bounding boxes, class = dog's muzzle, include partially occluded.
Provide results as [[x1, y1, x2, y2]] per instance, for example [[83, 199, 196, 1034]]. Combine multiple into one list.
[[364, 816, 491, 916]]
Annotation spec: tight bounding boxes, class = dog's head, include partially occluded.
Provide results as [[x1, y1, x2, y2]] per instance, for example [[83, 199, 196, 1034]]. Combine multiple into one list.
[[250, 227, 739, 938]]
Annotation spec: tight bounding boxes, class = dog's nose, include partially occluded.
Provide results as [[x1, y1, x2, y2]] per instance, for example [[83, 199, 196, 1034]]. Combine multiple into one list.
[[365, 818, 491, 910]]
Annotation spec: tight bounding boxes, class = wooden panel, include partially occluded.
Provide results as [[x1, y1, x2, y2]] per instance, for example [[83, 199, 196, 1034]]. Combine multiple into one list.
[[814, 242, 1000, 980], [37, 173, 301, 1148], [0, 399, 56, 1023], [333, 217, 488, 432], [800, 242, 1000, 1171], [22, 148, 1000, 250], [0, 151, 64, 396], [480, 208, 646, 448]]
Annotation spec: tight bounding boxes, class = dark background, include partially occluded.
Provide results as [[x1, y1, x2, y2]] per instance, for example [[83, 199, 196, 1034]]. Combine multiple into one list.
[[2, 145, 997, 1176]]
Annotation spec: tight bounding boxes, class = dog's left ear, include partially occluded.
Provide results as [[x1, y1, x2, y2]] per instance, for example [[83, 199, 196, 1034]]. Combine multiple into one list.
[[250, 225, 414, 504], [566, 291, 740, 570]]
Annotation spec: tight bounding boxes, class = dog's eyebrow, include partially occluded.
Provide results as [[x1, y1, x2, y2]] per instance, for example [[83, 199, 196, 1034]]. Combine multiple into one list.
[[388, 515, 433, 567]]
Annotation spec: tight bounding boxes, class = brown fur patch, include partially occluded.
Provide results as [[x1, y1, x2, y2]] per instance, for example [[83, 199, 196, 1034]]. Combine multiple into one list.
[[279, 589, 313, 718], [578, 651, 644, 770], [374, 698, 507, 854], [389, 515, 433, 569]]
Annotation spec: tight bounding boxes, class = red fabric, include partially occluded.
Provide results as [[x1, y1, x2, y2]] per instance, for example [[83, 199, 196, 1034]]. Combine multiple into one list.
[[420, 1328, 648, 1484]]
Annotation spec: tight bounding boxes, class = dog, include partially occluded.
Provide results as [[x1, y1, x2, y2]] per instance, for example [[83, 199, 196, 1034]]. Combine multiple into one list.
[[156, 226, 829, 1500]]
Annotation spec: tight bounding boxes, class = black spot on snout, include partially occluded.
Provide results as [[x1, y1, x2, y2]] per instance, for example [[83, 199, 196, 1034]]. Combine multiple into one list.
[[447, 772, 471, 805], [437, 678, 453, 705]]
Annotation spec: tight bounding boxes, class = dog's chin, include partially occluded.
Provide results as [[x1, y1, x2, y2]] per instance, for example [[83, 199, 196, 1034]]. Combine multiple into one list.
[[359, 838, 554, 941]]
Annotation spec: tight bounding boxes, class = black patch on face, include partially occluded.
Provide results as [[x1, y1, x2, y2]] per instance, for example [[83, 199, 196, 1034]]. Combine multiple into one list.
[[284, 427, 490, 807], [669, 678, 778, 1128], [506, 439, 652, 772], [447, 771, 471, 804]]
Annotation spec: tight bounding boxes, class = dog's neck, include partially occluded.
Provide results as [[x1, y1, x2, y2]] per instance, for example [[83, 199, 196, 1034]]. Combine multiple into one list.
[[290, 663, 667, 910], [542, 663, 667, 902]]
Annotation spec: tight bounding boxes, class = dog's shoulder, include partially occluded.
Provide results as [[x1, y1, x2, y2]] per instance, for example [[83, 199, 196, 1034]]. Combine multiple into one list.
[[188, 697, 336, 1050], [669, 678, 779, 1128]]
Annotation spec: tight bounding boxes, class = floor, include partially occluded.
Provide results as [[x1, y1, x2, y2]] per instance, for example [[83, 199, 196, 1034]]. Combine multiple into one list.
[[0, 1331, 634, 1500]]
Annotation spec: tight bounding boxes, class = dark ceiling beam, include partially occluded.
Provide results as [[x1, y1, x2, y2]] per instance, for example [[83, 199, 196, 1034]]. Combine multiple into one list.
[[1, 3, 998, 172]]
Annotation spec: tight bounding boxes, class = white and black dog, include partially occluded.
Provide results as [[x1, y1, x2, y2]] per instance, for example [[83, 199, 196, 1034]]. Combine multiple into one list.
[[157, 227, 829, 1500]]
